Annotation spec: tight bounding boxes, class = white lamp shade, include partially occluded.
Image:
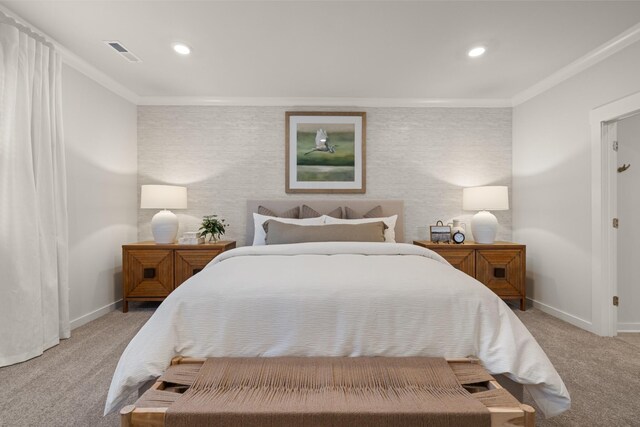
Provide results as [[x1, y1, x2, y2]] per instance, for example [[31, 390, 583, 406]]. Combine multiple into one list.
[[463, 186, 509, 211], [141, 185, 187, 209]]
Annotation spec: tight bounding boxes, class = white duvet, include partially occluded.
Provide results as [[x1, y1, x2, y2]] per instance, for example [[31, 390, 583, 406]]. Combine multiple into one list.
[[105, 242, 570, 417]]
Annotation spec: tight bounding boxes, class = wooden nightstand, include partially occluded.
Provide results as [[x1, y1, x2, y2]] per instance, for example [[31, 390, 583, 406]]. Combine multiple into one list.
[[122, 240, 236, 312], [413, 241, 527, 310]]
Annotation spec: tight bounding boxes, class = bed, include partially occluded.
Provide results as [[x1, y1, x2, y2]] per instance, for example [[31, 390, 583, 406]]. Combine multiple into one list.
[[105, 200, 570, 420]]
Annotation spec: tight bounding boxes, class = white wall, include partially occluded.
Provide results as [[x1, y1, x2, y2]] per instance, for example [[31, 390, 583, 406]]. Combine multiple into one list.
[[137, 106, 512, 245], [617, 112, 640, 331], [513, 41, 640, 330], [63, 64, 138, 328]]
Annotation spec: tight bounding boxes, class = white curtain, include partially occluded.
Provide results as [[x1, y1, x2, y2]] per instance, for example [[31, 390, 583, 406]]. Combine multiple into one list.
[[0, 12, 69, 366]]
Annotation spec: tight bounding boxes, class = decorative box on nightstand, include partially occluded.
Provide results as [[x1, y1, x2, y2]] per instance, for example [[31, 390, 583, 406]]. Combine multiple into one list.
[[121, 240, 236, 312], [413, 240, 527, 310]]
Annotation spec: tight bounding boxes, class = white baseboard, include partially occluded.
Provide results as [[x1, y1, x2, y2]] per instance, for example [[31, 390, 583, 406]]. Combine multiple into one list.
[[70, 299, 122, 330], [617, 323, 640, 333], [527, 298, 594, 333]]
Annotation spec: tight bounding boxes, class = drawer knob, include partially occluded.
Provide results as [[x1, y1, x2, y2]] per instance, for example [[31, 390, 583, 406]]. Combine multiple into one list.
[[143, 268, 156, 279], [493, 267, 506, 278]]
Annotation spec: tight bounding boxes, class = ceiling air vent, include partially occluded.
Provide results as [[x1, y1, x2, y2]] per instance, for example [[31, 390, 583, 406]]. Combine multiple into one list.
[[103, 41, 141, 63]]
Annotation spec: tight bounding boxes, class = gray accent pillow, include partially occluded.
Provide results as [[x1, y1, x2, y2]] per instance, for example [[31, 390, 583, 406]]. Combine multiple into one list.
[[300, 205, 343, 219], [345, 205, 384, 219], [258, 205, 300, 219], [264, 220, 386, 245]]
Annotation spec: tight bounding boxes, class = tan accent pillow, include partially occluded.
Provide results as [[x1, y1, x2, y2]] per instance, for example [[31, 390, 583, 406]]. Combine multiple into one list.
[[345, 205, 384, 219], [258, 205, 300, 219], [264, 221, 386, 245], [300, 205, 343, 219]]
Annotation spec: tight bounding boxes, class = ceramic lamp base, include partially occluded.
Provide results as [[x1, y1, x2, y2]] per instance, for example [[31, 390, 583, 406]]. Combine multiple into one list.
[[151, 210, 179, 244], [471, 210, 498, 244]]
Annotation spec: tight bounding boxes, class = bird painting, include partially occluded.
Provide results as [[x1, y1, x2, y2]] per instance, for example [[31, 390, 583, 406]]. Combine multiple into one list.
[[305, 129, 338, 155]]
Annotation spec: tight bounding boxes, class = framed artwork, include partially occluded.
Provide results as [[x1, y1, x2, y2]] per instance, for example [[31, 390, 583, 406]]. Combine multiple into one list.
[[285, 111, 366, 193]]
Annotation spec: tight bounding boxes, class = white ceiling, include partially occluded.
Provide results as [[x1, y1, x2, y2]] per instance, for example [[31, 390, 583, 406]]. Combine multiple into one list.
[[3, 1, 640, 101]]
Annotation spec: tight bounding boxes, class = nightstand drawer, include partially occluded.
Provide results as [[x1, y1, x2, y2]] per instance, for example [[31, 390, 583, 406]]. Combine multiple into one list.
[[435, 249, 475, 277], [475, 249, 524, 297], [175, 249, 222, 287], [124, 249, 174, 297]]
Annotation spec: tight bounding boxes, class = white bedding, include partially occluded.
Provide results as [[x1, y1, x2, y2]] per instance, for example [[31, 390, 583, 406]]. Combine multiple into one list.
[[105, 242, 570, 417]]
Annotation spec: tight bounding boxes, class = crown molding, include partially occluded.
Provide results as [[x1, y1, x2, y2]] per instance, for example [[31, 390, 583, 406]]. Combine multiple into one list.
[[57, 45, 140, 104], [511, 22, 640, 107], [0, 5, 140, 105], [137, 96, 512, 108]]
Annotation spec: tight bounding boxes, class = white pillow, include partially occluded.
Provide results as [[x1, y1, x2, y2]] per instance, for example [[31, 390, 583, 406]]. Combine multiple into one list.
[[252, 213, 325, 246], [324, 214, 398, 242]]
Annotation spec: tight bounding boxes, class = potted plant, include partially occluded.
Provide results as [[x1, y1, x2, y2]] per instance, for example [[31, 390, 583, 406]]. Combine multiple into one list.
[[198, 215, 228, 242]]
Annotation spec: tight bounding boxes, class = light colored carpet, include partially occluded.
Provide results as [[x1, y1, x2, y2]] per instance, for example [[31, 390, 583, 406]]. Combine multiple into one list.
[[515, 310, 640, 426], [0, 304, 156, 427], [617, 332, 640, 349], [0, 306, 638, 426]]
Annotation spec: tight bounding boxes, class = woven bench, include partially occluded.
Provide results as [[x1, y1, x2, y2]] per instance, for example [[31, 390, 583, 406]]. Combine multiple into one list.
[[121, 356, 534, 427]]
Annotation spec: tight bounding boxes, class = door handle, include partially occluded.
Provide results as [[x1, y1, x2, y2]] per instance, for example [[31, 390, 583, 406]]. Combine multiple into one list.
[[618, 164, 631, 173]]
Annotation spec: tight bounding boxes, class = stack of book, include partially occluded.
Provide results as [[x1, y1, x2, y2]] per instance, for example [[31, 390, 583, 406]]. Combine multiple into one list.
[[178, 232, 204, 245]]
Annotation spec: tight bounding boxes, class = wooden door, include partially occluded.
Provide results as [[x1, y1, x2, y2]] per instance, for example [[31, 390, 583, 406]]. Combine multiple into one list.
[[476, 249, 523, 297], [617, 115, 640, 330], [437, 249, 475, 277], [124, 249, 174, 297], [174, 250, 221, 287]]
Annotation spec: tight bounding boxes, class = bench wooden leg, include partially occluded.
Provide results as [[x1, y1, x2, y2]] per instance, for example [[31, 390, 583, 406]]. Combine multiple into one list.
[[521, 404, 535, 427], [120, 405, 134, 427]]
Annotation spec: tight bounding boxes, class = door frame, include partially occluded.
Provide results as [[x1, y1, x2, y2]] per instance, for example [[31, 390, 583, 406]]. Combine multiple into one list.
[[590, 90, 640, 336]]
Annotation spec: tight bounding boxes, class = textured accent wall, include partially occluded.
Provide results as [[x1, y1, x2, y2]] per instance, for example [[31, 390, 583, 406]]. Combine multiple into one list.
[[138, 106, 512, 244]]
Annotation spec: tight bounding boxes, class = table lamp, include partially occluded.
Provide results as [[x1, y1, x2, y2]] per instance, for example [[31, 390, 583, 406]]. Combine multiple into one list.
[[141, 185, 187, 244], [462, 186, 509, 244]]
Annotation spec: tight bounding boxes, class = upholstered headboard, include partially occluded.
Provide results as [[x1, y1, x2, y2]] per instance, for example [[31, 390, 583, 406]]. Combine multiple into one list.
[[246, 200, 405, 245]]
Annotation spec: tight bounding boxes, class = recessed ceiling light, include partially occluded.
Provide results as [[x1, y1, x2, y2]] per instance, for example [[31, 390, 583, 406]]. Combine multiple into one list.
[[173, 43, 191, 55], [468, 46, 486, 58]]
